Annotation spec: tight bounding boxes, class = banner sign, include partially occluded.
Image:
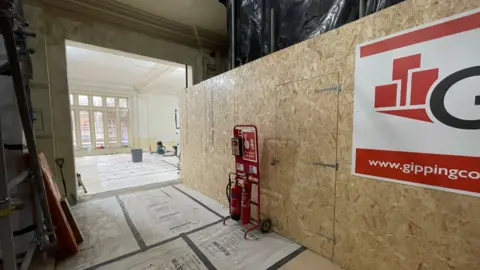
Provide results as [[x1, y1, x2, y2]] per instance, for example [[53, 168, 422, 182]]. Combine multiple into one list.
[[352, 9, 480, 197]]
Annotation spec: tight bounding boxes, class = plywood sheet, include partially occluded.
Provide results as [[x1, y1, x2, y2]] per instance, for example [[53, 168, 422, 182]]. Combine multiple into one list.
[[182, 71, 237, 204], [188, 222, 301, 270], [55, 197, 139, 270], [235, 63, 277, 156], [280, 250, 342, 270], [179, 1, 480, 269], [38, 153, 78, 254], [118, 186, 221, 245], [98, 238, 208, 270], [179, 88, 188, 171], [60, 198, 84, 243], [334, 95, 480, 270], [260, 75, 338, 258], [182, 86, 207, 192], [207, 73, 237, 204], [203, 84, 219, 202]]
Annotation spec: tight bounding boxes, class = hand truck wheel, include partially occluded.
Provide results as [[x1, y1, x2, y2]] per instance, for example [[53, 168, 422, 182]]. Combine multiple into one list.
[[260, 219, 272, 233]]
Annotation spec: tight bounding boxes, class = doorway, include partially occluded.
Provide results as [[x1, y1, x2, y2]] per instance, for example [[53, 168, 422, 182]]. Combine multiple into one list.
[[65, 40, 192, 196]]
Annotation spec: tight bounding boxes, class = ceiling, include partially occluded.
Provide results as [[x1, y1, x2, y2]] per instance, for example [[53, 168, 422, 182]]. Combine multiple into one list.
[[110, 0, 227, 35], [66, 41, 187, 96]]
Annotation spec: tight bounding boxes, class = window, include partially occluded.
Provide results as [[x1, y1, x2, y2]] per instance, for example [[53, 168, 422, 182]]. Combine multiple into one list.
[[79, 111, 91, 149], [93, 96, 103, 107], [107, 111, 117, 146], [71, 111, 76, 148], [119, 98, 128, 108], [70, 93, 129, 150], [78, 95, 89, 106], [94, 112, 104, 147], [120, 111, 129, 146], [175, 108, 180, 129], [106, 97, 115, 107]]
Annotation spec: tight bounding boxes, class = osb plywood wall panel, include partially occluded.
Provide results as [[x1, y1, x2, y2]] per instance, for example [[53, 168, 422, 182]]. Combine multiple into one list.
[[180, 1, 480, 269], [262, 75, 339, 257]]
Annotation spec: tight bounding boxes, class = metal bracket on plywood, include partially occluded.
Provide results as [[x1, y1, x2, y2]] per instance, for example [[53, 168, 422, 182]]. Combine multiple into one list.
[[312, 162, 339, 170], [315, 232, 336, 244], [315, 84, 341, 93]]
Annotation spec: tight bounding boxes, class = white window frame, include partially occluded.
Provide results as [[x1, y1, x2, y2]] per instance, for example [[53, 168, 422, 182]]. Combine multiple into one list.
[[70, 93, 130, 150]]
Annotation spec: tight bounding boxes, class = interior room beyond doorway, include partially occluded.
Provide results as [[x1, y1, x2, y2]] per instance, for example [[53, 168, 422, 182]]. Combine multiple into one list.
[[65, 40, 191, 195]]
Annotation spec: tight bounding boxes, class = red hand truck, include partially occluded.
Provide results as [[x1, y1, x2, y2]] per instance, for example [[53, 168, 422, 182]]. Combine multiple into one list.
[[223, 125, 271, 239]]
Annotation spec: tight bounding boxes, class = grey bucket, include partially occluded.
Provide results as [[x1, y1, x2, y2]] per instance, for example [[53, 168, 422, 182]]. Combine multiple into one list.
[[131, 149, 143, 162]]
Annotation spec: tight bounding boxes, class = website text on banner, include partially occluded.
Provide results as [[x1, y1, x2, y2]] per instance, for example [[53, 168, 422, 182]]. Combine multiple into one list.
[[355, 149, 480, 194], [352, 9, 480, 197]]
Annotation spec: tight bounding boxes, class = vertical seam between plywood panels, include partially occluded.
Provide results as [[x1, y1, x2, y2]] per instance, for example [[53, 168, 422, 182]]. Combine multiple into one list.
[[210, 89, 214, 146], [185, 89, 188, 145], [204, 89, 208, 153], [332, 72, 340, 260]]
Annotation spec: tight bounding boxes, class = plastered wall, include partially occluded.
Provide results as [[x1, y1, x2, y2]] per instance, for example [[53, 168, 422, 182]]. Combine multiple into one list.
[[25, 1, 216, 201], [180, 1, 480, 269], [143, 93, 179, 149]]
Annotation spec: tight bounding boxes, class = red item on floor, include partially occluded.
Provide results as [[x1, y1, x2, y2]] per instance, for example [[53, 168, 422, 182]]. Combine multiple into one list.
[[38, 153, 79, 255], [240, 179, 251, 225], [230, 179, 242, 221]]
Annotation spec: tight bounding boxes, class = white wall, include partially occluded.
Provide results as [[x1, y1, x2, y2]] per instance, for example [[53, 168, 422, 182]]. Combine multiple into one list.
[[69, 81, 180, 154], [136, 93, 179, 150]]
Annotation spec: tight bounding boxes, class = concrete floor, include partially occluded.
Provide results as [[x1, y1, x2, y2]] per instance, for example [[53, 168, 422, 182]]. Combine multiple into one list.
[[48, 184, 341, 270], [75, 153, 179, 195]]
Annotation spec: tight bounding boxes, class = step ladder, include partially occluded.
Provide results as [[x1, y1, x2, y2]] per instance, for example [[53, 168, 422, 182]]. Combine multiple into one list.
[[0, 0, 56, 269]]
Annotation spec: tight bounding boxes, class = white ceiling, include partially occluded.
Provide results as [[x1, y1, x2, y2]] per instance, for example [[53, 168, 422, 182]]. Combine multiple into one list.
[[66, 41, 187, 96], [110, 0, 227, 35]]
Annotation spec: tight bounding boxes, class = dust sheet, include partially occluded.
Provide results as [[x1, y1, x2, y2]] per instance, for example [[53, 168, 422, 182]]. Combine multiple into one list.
[[55, 197, 139, 270], [174, 184, 230, 217], [119, 186, 221, 245], [98, 239, 208, 270], [188, 222, 301, 270]]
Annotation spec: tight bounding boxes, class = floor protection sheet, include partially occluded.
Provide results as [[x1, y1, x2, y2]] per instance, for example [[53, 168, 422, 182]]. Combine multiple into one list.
[[119, 186, 221, 245], [98, 238, 208, 270], [188, 222, 301, 270]]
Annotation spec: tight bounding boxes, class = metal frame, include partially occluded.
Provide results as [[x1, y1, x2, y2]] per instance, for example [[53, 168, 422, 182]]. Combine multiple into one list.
[[359, 0, 366, 18], [0, 0, 56, 269], [0, 120, 17, 270], [230, 0, 235, 69], [270, 8, 275, 53], [223, 125, 265, 239]]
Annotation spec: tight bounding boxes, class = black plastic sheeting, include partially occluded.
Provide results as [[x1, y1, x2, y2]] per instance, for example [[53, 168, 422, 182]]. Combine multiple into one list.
[[221, 0, 405, 67], [237, 0, 263, 64]]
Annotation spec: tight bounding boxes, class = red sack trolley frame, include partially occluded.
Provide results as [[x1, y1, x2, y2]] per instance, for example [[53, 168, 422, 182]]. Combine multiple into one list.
[[223, 125, 271, 239]]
